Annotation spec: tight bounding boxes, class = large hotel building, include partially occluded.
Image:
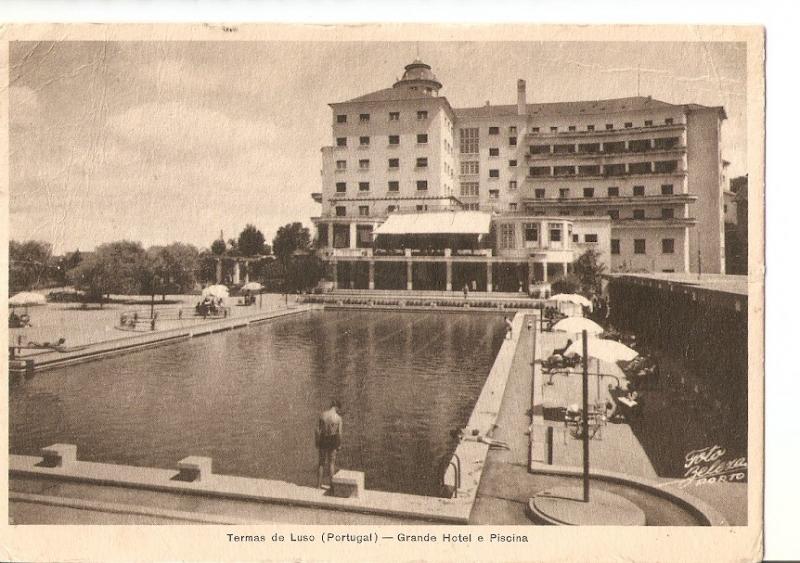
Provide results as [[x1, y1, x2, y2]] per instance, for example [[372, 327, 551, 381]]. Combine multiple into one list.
[[311, 59, 727, 292]]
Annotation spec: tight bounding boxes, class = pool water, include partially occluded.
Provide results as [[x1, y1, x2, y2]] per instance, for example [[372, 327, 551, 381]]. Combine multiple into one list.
[[9, 310, 506, 496]]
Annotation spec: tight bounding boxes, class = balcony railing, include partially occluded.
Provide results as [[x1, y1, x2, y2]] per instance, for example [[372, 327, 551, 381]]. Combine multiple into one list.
[[525, 168, 686, 181], [524, 122, 686, 139], [525, 145, 686, 160]]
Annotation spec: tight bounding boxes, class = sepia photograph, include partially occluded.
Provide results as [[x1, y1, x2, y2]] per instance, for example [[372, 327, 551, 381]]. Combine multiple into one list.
[[1, 22, 765, 561]]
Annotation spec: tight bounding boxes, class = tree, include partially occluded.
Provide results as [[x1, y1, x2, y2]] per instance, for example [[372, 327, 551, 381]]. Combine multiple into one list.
[[211, 238, 227, 256], [285, 255, 324, 292], [272, 222, 311, 264], [551, 274, 581, 295], [144, 243, 199, 298], [237, 224, 268, 257], [573, 247, 607, 296], [67, 241, 146, 304], [9, 240, 53, 291]]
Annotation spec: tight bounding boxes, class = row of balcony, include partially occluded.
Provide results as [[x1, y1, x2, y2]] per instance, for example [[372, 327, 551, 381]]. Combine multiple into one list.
[[524, 122, 685, 139]]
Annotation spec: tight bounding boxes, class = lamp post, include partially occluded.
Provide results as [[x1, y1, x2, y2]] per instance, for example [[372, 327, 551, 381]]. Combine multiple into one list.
[[582, 328, 590, 502]]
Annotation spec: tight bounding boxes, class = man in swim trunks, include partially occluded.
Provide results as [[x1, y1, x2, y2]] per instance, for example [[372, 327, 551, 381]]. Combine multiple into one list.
[[316, 400, 343, 489]]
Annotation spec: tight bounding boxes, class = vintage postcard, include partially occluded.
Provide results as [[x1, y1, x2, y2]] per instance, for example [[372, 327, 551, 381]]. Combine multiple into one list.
[[1, 23, 764, 562]]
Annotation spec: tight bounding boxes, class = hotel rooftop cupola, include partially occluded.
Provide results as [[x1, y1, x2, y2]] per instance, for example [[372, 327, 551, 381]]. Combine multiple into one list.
[[392, 59, 442, 96]]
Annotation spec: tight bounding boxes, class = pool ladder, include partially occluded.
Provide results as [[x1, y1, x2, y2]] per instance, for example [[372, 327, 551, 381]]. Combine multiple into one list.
[[440, 453, 462, 498]]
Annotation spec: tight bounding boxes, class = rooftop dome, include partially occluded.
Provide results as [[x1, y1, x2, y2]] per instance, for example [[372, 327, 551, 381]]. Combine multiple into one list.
[[392, 59, 442, 94]]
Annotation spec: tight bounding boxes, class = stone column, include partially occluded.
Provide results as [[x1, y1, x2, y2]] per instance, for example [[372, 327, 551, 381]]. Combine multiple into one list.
[[446, 260, 452, 291], [243, 264, 250, 284], [542, 261, 548, 282], [349, 223, 357, 249], [406, 260, 413, 290], [527, 260, 535, 288], [486, 261, 493, 292], [215, 259, 223, 284], [233, 261, 241, 285], [332, 261, 338, 289], [327, 223, 334, 248], [563, 262, 569, 277], [368, 260, 375, 290]]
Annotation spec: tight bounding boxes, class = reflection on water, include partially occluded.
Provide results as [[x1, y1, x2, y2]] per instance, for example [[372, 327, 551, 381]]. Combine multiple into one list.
[[10, 310, 506, 496]]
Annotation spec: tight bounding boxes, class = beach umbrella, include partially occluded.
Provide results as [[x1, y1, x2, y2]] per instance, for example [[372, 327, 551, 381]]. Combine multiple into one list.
[[565, 336, 638, 363], [9, 291, 47, 313], [551, 293, 593, 309], [552, 317, 605, 336], [201, 284, 229, 299], [241, 281, 263, 292]]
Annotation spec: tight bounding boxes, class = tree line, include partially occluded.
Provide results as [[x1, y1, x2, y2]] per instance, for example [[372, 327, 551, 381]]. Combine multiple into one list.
[[9, 222, 324, 301]]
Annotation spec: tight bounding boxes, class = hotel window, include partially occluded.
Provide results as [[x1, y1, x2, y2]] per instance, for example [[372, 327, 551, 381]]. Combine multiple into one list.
[[629, 162, 652, 175], [583, 187, 595, 198], [417, 110, 428, 120], [335, 206, 346, 217], [606, 123, 614, 130], [460, 182, 479, 197], [417, 133, 428, 144], [611, 239, 620, 254], [416, 157, 428, 168], [625, 122, 633, 128], [465, 203, 480, 211], [389, 135, 400, 145], [416, 180, 428, 191], [665, 118, 674, 125], [530, 144, 550, 154], [654, 160, 678, 173], [335, 182, 346, 193], [587, 125, 595, 131], [568, 125, 576, 132], [336, 160, 347, 170], [662, 238, 675, 254], [388, 158, 399, 169], [629, 139, 650, 152], [608, 209, 619, 220], [509, 203, 518, 212], [336, 114, 347, 123], [509, 126, 517, 134], [416, 204, 428, 211], [524, 223, 539, 242], [388, 180, 399, 192], [489, 126, 500, 135], [579, 142, 601, 153], [573, 234, 579, 243], [509, 136, 517, 146], [489, 189, 500, 199], [359, 113, 370, 123], [508, 159, 518, 167], [359, 159, 370, 170], [559, 188, 570, 198], [585, 234, 599, 243], [535, 188, 545, 199], [603, 141, 625, 153], [336, 137, 347, 147], [489, 169, 500, 178], [633, 185, 645, 196], [582, 210, 594, 216], [661, 208, 675, 219], [459, 128, 479, 154], [489, 147, 500, 157], [644, 120, 653, 127], [387, 205, 397, 213], [554, 165, 575, 176], [534, 210, 546, 216], [389, 112, 400, 121], [634, 239, 646, 254], [359, 136, 370, 146], [654, 137, 679, 150], [608, 186, 619, 197], [500, 224, 516, 249], [550, 126, 558, 132], [359, 182, 370, 192], [531, 127, 540, 133], [553, 144, 575, 154], [633, 209, 645, 219], [461, 161, 479, 175], [530, 166, 550, 177], [359, 205, 369, 216], [509, 180, 518, 190], [549, 223, 563, 242], [559, 209, 571, 215]]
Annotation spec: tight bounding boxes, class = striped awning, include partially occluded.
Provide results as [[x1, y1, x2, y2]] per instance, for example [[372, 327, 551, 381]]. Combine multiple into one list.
[[374, 211, 492, 236]]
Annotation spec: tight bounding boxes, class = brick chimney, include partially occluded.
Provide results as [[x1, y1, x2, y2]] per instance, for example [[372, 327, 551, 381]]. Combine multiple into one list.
[[517, 79, 527, 115]]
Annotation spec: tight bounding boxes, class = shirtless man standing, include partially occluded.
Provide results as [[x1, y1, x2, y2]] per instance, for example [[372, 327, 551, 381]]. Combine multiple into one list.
[[316, 400, 343, 489]]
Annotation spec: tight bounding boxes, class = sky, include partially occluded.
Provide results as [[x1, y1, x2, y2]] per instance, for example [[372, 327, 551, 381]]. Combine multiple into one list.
[[9, 40, 747, 254]]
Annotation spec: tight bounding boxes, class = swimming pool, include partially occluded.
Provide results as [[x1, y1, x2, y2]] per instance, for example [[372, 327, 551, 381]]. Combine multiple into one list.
[[9, 310, 506, 496]]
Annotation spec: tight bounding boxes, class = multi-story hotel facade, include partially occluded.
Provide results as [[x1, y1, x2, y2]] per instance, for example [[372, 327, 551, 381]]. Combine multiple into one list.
[[311, 59, 727, 291]]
